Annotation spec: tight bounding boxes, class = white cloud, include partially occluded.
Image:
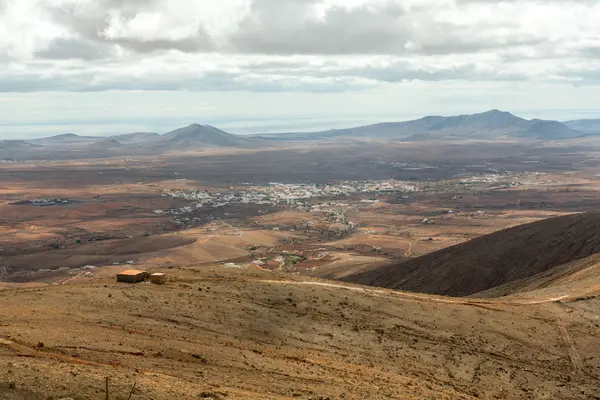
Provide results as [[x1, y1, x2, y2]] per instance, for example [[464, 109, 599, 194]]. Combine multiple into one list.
[[2, 0, 600, 86], [1, 0, 600, 135]]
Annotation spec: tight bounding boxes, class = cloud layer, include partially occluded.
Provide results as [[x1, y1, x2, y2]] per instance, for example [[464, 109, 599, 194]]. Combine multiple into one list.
[[1, 0, 600, 93]]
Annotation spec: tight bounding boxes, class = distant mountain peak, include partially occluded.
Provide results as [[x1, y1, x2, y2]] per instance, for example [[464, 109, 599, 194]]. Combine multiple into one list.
[[188, 123, 215, 128], [45, 133, 82, 139], [477, 109, 518, 118], [159, 123, 250, 148]]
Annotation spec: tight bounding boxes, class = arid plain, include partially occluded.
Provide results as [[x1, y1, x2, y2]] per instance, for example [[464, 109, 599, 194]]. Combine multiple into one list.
[[2, 138, 600, 399]]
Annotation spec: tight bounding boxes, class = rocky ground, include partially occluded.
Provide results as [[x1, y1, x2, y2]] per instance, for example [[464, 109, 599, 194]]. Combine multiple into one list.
[[1, 266, 599, 399]]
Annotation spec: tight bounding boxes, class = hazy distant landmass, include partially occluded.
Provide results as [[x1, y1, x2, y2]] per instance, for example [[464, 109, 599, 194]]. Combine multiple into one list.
[[257, 110, 584, 141], [108, 132, 161, 145], [29, 133, 101, 145], [0, 109, 595, 159], [563, 119, 600, 134]]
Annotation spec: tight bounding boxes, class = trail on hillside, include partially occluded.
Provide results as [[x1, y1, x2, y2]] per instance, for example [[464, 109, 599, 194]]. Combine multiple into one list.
[[60, 272, 84, 285], [404, 241, 413, 257], [558, 321, 584, 373], [259, 280, 569, 306], [220, 220, 241, 236]]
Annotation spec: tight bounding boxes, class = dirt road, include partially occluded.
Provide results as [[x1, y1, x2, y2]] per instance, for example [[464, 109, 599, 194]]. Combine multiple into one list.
[[260, 279, 570, 306]]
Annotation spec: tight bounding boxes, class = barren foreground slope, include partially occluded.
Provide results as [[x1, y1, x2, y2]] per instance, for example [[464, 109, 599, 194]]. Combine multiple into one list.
[[1, 266, 600, 399], [344, 211, 600, 297]]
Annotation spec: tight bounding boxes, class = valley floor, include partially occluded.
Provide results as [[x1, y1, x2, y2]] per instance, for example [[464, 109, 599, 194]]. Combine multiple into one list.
[[3, 143, 600, 398]]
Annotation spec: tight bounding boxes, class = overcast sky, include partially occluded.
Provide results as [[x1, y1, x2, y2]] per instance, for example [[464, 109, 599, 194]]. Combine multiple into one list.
[[2, 0, 600, 138]]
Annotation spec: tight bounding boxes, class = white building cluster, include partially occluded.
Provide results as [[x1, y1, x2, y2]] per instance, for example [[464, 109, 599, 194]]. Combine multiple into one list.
[[459, 172, 546, 186], [161, 180, 418, 215]]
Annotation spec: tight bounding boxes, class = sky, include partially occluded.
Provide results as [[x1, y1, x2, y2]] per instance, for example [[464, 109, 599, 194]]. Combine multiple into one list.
[[2, 0, 600, 138]]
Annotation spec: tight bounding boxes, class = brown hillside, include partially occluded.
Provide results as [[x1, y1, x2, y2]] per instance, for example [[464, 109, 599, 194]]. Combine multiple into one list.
[[472, 252, 600, 299], [342, 211, 600, 297], [2, 267, 600, 399]]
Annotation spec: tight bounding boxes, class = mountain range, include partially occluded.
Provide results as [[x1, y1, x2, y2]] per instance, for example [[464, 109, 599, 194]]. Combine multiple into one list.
[[0, 110, 597, 159], [23, 110, 597, 146], [257, 110, 585, 141], [27, 123, 254, 150]]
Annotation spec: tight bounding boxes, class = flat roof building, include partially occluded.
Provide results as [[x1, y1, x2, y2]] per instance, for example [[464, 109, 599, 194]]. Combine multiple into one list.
[[116, 270, 147, 283], [150, 273, 167, 285]]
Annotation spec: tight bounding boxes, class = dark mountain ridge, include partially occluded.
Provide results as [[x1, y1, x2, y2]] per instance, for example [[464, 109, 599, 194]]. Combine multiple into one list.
[[342, 212, 600, 297]]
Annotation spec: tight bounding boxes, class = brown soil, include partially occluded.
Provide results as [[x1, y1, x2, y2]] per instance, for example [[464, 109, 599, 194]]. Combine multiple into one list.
[[1, 267, 600, 399]]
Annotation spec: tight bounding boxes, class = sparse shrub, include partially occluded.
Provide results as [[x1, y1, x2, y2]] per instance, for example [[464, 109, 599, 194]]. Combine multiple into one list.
[[191, 353, 208, 363], [574, 295, 597, 302], [198, 391, 227, 399]]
